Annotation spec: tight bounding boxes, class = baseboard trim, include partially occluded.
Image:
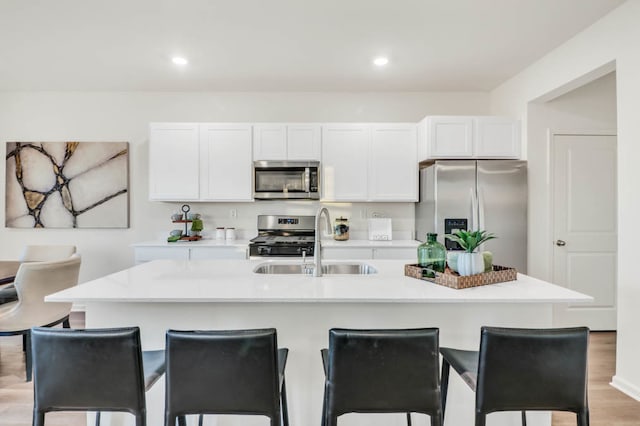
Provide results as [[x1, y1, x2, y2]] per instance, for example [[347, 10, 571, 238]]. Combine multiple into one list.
[[611, 375, 640, 401]]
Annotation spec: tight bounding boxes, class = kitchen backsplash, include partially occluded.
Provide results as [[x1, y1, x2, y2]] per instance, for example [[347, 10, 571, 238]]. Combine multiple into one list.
[[153, 201, 416, 241]]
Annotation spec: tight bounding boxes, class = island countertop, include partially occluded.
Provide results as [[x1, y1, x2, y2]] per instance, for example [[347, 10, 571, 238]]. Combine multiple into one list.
[[46, 258, 592, 304]]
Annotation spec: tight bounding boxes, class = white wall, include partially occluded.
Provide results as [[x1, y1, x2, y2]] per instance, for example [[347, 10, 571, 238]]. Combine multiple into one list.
[[489, 0, 640, 400], [527, 72, 617, 281], [0, 91, 489, 282]]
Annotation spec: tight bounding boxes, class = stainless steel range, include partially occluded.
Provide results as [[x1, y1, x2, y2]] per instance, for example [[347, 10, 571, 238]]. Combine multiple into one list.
[[249, 215, 315, 257]]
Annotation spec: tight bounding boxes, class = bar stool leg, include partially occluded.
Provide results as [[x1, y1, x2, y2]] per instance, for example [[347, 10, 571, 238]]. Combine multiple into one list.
[[440, 358, 451, 418], [95, 411, 101, 426], [521, 410, 527, 426], [475, 413, 486, 426], [406, 412, 412, 425], [281, 378, 289, 426], [577, 409, 589, 426]]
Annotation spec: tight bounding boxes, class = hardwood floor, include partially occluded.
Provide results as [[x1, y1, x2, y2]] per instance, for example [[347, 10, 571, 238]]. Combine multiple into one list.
[[1, 317, 639, 425]]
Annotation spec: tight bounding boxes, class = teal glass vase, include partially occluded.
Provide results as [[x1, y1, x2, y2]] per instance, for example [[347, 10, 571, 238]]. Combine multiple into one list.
[[417, 233, 447, 278]]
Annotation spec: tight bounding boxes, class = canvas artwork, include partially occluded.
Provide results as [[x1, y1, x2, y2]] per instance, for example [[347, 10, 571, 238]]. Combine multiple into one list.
[[5, 142, 129, 228]]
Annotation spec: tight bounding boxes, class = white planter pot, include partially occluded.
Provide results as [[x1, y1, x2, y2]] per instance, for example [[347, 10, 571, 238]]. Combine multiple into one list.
[[457, 252, 484, 276]]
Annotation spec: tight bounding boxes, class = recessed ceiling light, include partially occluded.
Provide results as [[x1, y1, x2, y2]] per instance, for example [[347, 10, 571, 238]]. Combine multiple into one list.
[[373, 57, 389, 67], [172, 57, 188, 66]]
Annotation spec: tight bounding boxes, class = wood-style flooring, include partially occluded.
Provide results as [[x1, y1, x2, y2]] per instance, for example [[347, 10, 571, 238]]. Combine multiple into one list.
[[1, 315, 639, 425]]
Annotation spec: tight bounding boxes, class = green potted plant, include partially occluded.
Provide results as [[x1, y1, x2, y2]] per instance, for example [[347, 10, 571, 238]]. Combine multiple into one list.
[[445, 230, 496, 276]]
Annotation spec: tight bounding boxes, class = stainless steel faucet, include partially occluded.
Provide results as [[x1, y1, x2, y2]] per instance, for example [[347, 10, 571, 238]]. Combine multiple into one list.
[[314, 207, 332, 277]]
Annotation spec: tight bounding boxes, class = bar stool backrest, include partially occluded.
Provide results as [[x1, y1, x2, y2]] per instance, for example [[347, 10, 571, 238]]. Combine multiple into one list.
[[476, 326, 589, 415], [326, 328, 441, 418], [31, 327, 146, 424], [164, 328, 281, 421]]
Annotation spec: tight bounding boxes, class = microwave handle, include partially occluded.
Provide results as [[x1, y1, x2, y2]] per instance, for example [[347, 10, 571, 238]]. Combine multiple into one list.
[[304, 168, 311, 192]]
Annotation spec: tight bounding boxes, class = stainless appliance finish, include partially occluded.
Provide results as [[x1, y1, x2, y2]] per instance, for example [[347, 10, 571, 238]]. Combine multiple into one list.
[[415, 160, 527, 273], [253, 262, 378, 275], [253, 160, 320, 200], [249, 215, 316, 257]]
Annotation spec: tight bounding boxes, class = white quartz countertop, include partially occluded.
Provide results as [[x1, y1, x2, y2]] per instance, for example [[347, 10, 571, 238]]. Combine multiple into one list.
[[47, 259, 592, 305]]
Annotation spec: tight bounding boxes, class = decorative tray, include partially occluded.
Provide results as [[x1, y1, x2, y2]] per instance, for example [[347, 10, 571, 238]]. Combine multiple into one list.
[[404, 264, 517, 289]]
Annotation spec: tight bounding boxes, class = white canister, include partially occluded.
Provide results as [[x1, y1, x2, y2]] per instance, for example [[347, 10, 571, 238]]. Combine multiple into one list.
[[225, 227, 236, 240], [215, 227, 225, 240]]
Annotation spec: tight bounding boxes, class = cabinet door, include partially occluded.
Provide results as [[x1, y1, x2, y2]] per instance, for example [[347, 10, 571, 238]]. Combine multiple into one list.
[[200, 124, 253, 201], [253, 124, 286, 160], [474, 117, 521, 158], [427, 116, 474, 158], [287, 124, 321, 160], [321, 124, 369, 201], [369, 124, 417, 201], [149, 123, 200, 200]]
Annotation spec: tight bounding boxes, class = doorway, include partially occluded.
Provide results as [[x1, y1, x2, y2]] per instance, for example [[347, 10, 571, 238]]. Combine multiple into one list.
[[551, 133, 617, 330]]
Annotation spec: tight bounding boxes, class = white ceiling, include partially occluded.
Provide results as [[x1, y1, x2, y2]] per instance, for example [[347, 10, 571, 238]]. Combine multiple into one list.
[[0, 0, 625, 92]]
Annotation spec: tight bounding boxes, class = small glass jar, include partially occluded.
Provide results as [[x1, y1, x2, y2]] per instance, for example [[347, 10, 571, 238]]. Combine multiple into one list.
[[417, 233, 446, 278], [333, 217, 350, 241]]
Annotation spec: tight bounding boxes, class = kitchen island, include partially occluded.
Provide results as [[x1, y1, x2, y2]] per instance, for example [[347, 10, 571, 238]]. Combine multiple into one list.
[[47, 259, 592, 426]]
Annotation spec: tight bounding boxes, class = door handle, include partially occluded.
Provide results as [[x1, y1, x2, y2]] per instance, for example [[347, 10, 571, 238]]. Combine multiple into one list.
[[555, 240, 566, 247]]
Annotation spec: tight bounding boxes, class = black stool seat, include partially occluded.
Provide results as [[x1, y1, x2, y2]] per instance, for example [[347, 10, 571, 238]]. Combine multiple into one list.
[[440, 326, 590, 426], [438, 347, 478, 389], [321, 328, 442, 426], [31, 327, 165, 426], [142, 349, 166, 390]]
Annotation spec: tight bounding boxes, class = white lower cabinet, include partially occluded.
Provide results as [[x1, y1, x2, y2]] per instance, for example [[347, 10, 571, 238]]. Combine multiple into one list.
[[323, 246, 417, 260], [323, 247, 372, 260], [373, 247, 416, 260], [133, 245, 248, 264], [190, 247, 248, 260]]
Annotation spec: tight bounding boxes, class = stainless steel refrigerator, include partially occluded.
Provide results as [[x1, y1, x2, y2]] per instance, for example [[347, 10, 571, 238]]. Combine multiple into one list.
[[415, 160, 528, 273]]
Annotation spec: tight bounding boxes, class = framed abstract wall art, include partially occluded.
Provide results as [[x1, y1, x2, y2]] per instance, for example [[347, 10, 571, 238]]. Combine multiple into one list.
[[5, 142, 129, 228]]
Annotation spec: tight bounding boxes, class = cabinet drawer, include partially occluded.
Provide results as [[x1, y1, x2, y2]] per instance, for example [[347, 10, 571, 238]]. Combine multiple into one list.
[[134, 247, 190, 263], [190, 247, 248, 260], [323, 247, 372, 260]]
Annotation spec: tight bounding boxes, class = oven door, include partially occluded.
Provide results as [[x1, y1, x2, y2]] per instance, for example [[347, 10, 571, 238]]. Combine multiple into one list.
[[253, 161, 319, 199]]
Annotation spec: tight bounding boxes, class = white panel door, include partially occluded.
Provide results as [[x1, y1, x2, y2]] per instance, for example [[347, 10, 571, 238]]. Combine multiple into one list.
[[200, 124, 253, 201], [287, 124, 321, 160], [253, 124, 286, 160], [552, 134, 617, 330], [321, 124, 369, 201], [369, 124, 417, 201], [148, 123, 200, 200]]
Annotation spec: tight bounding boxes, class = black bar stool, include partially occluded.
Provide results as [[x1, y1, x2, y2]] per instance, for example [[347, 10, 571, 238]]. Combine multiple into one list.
[[320, 328, 443, 426], [440, 326, 589, 426], [31, 326, 166, 426], [164, 328, 289, 426]]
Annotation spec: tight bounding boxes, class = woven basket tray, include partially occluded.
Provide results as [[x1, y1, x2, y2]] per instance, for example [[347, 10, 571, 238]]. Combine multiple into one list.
[[404, 264, 517, 289]]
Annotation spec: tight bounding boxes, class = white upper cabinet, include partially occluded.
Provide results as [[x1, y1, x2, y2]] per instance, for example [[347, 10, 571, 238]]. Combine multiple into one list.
[[149, 123, 200, 201], [149, 123, 253, 202], [322, 124, 370, 201], [253, 124, 320, 161], [474, 116, 521, 158], [322, 123, 417, 202], [199, 124, 253, 201], [369, 124, 418, 201], [418, 116, 520, 160]]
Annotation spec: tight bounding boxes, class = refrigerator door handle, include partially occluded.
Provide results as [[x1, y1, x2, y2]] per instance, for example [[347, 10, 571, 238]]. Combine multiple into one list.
[[478, 187, 485, 230], [469, 187, 477, 231]]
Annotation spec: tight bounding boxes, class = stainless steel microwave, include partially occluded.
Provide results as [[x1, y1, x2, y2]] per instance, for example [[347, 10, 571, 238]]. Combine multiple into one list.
[[253, 160, 320, 200]]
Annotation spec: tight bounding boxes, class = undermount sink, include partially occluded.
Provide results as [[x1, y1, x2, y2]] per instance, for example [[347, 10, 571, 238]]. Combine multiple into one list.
[[253, 262, 378, 275]]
